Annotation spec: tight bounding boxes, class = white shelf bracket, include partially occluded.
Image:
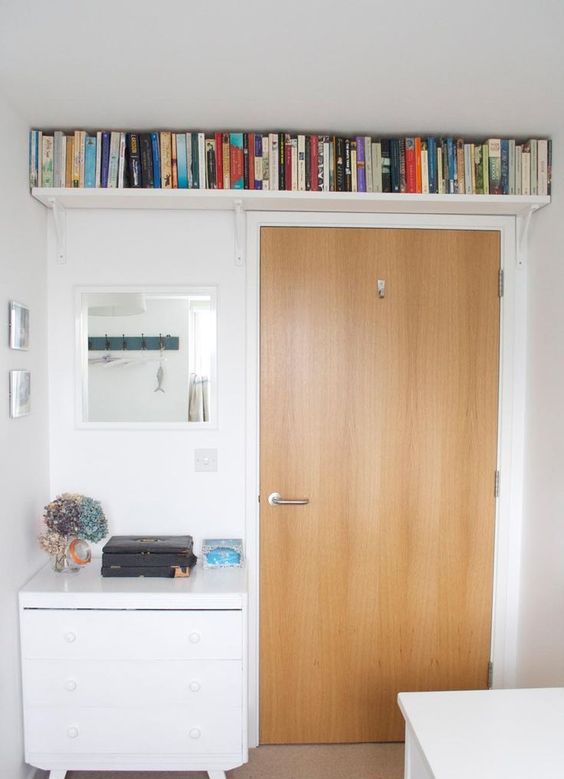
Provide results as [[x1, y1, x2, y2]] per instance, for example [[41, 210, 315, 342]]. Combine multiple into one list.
[[234, 199, 246, 267], [49, 197, 67, 264], [516, 205, 540, 270]]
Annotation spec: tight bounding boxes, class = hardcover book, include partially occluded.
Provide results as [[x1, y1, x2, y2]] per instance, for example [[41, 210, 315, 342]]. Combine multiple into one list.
[[176, 133, 188, 188], [405, 137, 416, 193], [380, 140, 391, 192], [356, 136, 366, 192], [261, 134, 270, 190], [254, 133, 262, 189], [160, 131, 172, 188], [230, 132, 244, 189], [41, 135, 54, 187], [150, 132, 161, 188], [488, 138, 501, 195], [84, 135, 97, 188], [139, 134, 153, 188], [125, 133, 141, 188]]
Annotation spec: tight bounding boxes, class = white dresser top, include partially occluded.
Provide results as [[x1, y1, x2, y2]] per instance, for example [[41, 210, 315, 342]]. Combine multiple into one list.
[[20, 561, 247, 610], [398, 688, 564, 779]]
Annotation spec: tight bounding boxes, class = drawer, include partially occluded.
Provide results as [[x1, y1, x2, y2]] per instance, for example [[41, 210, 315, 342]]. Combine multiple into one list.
[[23, 658, 242, 709], [25, 705, 242, 755], [21, 609, 242, 660]]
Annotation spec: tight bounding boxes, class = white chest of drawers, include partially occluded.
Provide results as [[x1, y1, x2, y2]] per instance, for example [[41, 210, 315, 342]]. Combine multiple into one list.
[[19, 563, 248, 779]]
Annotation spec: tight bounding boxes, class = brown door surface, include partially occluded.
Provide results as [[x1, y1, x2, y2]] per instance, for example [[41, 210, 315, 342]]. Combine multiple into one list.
[[259, 227, 500, 744]]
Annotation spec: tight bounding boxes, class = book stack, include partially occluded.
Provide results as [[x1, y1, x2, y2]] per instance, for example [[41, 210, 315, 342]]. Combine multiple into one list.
[[29, 130, 552, 197]]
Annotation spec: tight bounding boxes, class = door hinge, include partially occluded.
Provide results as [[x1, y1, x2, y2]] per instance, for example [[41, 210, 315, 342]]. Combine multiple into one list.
[[494, 470, 500, 498], [487, 660, 494, 688], [498, 269, 504, 298]]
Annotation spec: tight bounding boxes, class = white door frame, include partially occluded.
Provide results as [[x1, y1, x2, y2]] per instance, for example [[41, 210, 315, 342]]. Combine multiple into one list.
[[245, 211, 524, 747]]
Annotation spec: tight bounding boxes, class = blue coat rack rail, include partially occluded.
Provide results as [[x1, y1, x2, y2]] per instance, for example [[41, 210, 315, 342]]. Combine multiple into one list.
[[88, 335, 180, 351]]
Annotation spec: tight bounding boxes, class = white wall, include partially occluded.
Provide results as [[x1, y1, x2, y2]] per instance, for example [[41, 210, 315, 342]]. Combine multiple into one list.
[[0, 97, 49, 779], [48, 209, 245, 552], [516, 131, 564, 685]]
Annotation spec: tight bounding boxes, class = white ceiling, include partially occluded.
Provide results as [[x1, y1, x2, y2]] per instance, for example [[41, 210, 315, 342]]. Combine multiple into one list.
[[1, 0, 563, 135]]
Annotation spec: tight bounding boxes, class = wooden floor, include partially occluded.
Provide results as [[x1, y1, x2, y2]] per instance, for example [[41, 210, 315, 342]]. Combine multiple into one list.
[[68, 743, 404, 779]]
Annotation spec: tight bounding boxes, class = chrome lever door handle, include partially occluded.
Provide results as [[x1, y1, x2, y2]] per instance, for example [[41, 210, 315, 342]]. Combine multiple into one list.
[[268, 492, 310, 506]]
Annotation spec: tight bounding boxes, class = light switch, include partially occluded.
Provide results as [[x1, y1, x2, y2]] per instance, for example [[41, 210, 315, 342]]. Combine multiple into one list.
[[194, 448, 218, 472]]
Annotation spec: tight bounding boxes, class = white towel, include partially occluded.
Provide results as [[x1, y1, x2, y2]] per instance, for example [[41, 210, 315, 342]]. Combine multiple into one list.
[[188, 373, 209, 422]]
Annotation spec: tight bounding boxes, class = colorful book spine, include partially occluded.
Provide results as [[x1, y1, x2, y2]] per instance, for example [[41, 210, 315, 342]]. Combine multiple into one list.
[[351, 139, 357, 192], [139, 134, 153, 188], [538, 139, 548, 196], [529, 139, 538, 195], [205, 137, 216, 190], [84, 135, 97, 188], [230, 133, 244, 189], [29, 131, 38, 188], [107, 131, 120, 188], [269, 133, 278, 191], [248, 133, 255, 190], [254, 133, 262, 190], [364, 137, 373, 193], [191, 133, 199, 189], [95, 131, 102, 188], [160, 130, 172, 189], [171, 133, 178, 189], [405, 137, 416, 193], [380, 140, 391, 192], [53, 131, 65, 188], [176, 133, 188, 188], [125, 133, 141, 188], [421, 140, 429, 194], [356, 136, 366, 193], [198, 133, 206, 189], [222, 133, 230, 189], [117, 132, 126, 188], [185, 133, 193, 188], [261, 134, 270, 190], [297, 134, 306, 191], [150, 132, 161, 188], [41, 135, 54, 187], [65, 136, 73, 187], [214, 132, 223, 188], [427, 137, 437, 193], [488, 138, 501, 195]]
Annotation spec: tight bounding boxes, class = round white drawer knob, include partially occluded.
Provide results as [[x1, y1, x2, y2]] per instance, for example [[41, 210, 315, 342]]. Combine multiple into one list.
[[67, 727, 79, 739], [189, 680, 201, 692], [65, 679, 77, 692], [189, 727, 201, 739], [189, 631, 201, 644], [64, 631, 77, 643]]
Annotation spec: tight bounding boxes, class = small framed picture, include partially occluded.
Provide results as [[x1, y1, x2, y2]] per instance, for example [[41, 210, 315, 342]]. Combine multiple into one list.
[[9, 370, 31, 418], [9, 301, 30, 350]]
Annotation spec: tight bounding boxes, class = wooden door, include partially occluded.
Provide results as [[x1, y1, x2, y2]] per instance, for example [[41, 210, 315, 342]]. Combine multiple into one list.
[[259, 227, 500, 743]]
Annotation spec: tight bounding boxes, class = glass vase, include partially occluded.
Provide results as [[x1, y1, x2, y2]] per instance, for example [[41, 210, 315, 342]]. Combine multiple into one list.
[[51, 537, 91, 573]]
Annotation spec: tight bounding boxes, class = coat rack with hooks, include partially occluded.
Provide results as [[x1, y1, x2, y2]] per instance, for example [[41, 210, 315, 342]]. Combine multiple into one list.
[[88, 334, 179, 351]]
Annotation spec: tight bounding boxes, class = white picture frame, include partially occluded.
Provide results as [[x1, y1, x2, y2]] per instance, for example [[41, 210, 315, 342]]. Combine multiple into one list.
[[9, 301, 30, 350], [9, 370, 31, 418]]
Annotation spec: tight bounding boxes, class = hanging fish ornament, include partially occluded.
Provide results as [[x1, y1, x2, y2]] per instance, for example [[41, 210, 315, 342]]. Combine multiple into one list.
[[154, 364, 165, 393]]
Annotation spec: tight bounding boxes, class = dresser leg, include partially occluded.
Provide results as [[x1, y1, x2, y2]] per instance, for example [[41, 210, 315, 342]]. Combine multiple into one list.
[[49, 771, 67, 779], [208, 772, 227, 779]]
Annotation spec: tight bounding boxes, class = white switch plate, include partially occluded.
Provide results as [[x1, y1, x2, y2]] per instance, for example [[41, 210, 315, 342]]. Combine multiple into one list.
[[194, 448, 218, 472]]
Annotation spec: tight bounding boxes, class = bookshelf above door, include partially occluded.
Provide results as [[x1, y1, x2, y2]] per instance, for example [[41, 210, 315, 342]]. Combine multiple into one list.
[[32, 187, 549, 217]]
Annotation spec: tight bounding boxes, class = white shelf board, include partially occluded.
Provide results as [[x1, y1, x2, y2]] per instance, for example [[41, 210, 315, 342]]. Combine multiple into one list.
[[32, 187, 550, 217]]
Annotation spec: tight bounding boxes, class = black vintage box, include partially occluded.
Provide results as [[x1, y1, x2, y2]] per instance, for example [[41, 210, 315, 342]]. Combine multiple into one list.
[[101, 535, 197, 577]]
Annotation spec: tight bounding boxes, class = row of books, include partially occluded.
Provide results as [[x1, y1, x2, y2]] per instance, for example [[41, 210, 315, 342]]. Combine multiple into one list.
[[29, 130, 552, 197]]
